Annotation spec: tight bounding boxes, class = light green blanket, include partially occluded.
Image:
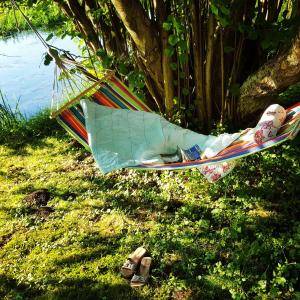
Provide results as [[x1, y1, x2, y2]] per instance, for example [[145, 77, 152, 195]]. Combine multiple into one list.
[[81, 99, 240, 174]]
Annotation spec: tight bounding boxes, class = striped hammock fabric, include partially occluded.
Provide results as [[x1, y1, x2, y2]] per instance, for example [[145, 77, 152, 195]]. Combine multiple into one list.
[[56, 75, 300, 170]]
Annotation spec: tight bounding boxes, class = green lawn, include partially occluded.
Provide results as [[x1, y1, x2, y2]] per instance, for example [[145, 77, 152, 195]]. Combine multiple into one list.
[[0, 126, 299, 299]]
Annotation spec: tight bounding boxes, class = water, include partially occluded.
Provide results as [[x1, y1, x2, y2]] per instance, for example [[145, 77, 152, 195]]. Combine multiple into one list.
[[0, 32, 80, 117]]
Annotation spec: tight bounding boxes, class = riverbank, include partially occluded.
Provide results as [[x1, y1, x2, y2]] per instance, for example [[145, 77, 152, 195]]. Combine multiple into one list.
[[0, 110, 299, 299], [0, 1, 65, 37]]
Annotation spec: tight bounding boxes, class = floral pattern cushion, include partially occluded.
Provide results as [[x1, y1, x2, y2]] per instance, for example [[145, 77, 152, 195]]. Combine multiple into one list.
[[198, 160, 237, 183]]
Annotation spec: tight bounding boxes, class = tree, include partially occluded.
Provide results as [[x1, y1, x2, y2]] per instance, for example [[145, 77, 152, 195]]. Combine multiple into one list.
[[52, 0, 300, 129]]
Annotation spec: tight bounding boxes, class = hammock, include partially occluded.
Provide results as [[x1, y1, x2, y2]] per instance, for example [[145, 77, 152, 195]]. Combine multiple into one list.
[[53, 74, 300, 170], [9, 0, 299, 178]]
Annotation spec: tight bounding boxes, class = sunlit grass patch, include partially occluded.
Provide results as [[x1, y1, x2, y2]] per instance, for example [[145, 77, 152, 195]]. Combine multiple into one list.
[[0, 126, 299, 298]]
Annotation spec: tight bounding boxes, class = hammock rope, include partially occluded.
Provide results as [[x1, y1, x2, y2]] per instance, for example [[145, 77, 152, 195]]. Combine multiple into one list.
[[10, 0, 116, 120]]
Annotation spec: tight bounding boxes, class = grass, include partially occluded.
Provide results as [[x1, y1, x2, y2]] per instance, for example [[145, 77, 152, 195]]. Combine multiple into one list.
[[0, 103, 299, 299], [0, 92, 61, 147], [0, 1, 65, 37]]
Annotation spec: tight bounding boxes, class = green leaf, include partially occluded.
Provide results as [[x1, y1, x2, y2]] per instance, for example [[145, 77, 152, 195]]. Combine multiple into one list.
[[182, 87, 189, 96], [163, 22, 172, 31], [179, 71, 186, 79], [274, 277, 286, 286], [96, 49, 106, 58], [220, 6, 230, 16], [248, 30, 258, 40], [219, 17, 229, 27], [178, 40, 187, 51], [261, 39, 272, 50], [172, 18, 183, 33], [46, 33, 54, 41], [136, 80, 145, 89], [43, 53, 53, 66], [118, 63, 129, 75], [170, 63, 177, 71], [229, 83, 240, 96], [238, 23, 247, 33], [102, 55, 113, 68], [224, 46, 234, 53], [211, 4, 219, 16], [164, 47, 174, 57], [179, 53, 188, 64], [168, 34, 179, 46]]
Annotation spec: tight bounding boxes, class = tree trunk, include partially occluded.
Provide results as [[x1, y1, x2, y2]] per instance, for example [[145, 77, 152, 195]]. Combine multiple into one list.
[[110, 0, 164, 107], [53, 0, 101, 51], [191, 0, 206, 128], [205, 13, 215, 130], [155, 0, 174, 115], [238, 29, 300, 125]]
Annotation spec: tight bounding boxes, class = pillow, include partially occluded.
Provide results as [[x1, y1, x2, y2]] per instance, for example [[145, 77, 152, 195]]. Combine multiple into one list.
[[253, 104, 286, 144]]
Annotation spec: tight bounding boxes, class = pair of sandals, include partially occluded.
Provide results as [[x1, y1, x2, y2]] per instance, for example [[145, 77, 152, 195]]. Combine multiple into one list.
[[121, 247, 151, 288]]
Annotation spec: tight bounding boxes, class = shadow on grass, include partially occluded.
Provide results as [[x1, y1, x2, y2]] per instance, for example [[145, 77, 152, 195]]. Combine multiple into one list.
[[0, 110, 66, 152], [42, 279, 150, 300], [0, 274, 41, 299], [0, 274, 150, 300]]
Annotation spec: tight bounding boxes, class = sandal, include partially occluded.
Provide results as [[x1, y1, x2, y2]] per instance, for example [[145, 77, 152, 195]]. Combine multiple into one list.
[[130, 257, 152, 288], [121, 247, 147, 278]]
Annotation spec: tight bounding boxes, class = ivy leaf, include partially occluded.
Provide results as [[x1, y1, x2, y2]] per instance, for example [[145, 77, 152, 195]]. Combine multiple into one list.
[[170, 63, 177, 71], [261, 39, 272, 50], [136, 80, 145, 89], [220, 6, 230, 16], [182, 87, 189, 96], [43, 53, 53, 66], [164, 47, 174, 57], [248, 30, 258, 40], [46, 33, 54, 41], [102, 55, 113, 68], [179, 53, 188, 64], [219, 17, 229, 27], [172, 18, 183, 33], [179, 71, 186, 79], [96, 49, 106, 58], [238, 24, 247, 33], [118, 63, 129, 75], [229, 83, 240, 96], [168, 34, 179, 46], [224, 46, 234, 53], [211, 4, 219, 16], [178, 40, 187, 51], [163, 22, 172, 31]]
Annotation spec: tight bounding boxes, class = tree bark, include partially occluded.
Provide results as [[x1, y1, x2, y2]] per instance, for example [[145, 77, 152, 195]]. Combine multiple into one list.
[[191, 0, 206, 128], [155, 0, 174, 115], [110, 0, 164, 106], [53, 0, 101, 51], [238, 29, 300, 125], [205, 13, 215, 130]]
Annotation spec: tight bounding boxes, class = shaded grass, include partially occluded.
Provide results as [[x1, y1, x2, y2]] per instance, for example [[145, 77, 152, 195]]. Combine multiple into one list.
[[0, 126, 299, 299]]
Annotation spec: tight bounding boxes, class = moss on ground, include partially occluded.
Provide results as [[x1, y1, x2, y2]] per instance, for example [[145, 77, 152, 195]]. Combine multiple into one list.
[[0, 130, 299, 299]]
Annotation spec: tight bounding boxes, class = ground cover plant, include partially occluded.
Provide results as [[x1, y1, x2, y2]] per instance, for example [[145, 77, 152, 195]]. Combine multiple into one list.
[[0, 104, 299, 299]]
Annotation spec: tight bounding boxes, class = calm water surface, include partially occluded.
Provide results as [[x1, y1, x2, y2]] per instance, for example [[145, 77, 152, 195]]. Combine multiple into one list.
[[0, 32, 79, 117]]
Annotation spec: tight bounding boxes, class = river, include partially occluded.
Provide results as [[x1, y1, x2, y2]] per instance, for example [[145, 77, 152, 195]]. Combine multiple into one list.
[[0, 32, 80, 117]]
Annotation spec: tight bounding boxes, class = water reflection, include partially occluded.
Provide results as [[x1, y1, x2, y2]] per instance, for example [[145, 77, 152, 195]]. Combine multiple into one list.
[[0, 32, 79, 117]]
